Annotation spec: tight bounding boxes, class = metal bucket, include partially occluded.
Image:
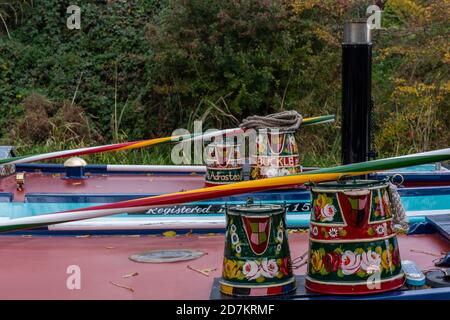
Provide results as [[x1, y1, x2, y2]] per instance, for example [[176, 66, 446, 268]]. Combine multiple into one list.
[[249, 129, 301, 180], [220, 203, 296, 297], [305, 180, 405, 295], [205, 142, 243, 186]]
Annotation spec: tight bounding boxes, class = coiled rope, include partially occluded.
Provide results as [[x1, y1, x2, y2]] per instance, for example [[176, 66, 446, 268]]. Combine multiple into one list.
[[388, 182, 409, 233], [240, 110, 303, 131]]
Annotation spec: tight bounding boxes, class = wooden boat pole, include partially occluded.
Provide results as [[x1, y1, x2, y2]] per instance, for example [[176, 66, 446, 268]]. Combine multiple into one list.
[[0, 115, 335, 166], [0, 147, 449, 233]]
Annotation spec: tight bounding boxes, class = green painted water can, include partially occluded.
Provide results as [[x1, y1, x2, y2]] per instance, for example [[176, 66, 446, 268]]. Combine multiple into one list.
[[306, 180, 405, 295], [220, 203, 296, 297]]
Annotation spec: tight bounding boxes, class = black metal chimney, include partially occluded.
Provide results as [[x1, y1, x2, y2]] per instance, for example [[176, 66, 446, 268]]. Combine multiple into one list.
[[341, 22, 372, 165]]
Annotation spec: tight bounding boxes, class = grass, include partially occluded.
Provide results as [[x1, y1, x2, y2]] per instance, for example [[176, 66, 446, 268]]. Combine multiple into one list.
[[14, 140, 174, 166], [11, 132, 342, 168]]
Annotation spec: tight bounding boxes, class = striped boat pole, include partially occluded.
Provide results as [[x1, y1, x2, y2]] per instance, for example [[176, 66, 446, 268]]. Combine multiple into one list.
[[0, 115, 335, 166], [0, 147, 449, 233]]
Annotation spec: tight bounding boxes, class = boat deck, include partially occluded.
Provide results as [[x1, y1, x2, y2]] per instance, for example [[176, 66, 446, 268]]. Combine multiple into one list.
[[0, 172, 207, 202], [0, 232, 448, 300]]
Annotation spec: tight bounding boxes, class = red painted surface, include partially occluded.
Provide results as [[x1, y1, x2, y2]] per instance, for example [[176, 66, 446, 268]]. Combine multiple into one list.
[[305, 276, 405, 295], [0, 173, 207, 202], [0, 233, 447, 300]]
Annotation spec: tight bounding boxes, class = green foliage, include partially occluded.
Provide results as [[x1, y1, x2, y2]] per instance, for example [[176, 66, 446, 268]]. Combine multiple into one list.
[[0, 0, 160, 140], [0, 0, 448, 167], [372, 0, 450, 155]]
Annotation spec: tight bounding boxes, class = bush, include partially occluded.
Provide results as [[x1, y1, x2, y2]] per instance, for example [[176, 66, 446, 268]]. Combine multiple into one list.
[[0, 0, 448, 166]]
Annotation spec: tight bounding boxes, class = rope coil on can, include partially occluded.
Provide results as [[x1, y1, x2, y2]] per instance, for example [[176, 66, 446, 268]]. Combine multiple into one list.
[[388, 182, 409, 233], [240, 110, 303, 131]]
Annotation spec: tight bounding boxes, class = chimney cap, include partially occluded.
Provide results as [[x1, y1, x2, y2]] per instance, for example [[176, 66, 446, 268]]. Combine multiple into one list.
[[343, 22, 371, 44]]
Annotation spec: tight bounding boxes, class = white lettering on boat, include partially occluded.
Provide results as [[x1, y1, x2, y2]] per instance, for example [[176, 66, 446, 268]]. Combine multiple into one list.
[[146, 205, 217, 215]]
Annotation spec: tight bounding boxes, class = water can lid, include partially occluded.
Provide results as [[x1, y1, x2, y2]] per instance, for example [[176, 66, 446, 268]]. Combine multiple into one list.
[[310, 179, 388, 191], [228, 203, 284, 215]]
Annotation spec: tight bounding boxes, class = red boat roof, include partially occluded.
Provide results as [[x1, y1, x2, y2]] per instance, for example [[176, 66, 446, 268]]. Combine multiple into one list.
[[0, 232, 448, 299], [0, 172, 206, 202]]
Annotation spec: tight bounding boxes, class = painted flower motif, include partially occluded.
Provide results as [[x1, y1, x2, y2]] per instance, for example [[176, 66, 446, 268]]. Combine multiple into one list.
[[360, 250, 381, 273], [375, 191, 392, 218], [288, 135, 296, 146], [314, 193, 331, 221], [231, 232, 239, 245], [242, 260, 260, 280], [311, 250, 324, 272], [277, 230, 283, 243], [341, 250, 362, 275], [321, 204, 336, 221], [382, 191, 392, 216], [279, 257, 291, 276], [223, 258, 243, 280], [260, 259, 279, 278], [265, 168, 280, 178], [276, 243, 282, 253], [250, 168, 259, 179], [381, 249, 393, 271], [381, 248, 400, 271], [324, 252, 341, 272], [374, 196, 385, 217], [257, 138, 266, 153], [315, 193, 330, 208], [328, 228, 339, 238], [242, 259, 279, 280], [311, 226, 319, 236], [376, 224, 386, 235]]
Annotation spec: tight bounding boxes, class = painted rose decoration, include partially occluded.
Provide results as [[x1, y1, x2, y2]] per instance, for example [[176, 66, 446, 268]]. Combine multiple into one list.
[[242, 260, 260, 280], [361, 250, 381, 273], [260, 259, 279, 278], [321, 204, 336, 221], [242, 258, 279, 280], [309, 245, 400, 279], [341, 250, 362, 275], [278, 257, 291, 276], [313, 193, 337, 222], [324, 252, 341, 272]]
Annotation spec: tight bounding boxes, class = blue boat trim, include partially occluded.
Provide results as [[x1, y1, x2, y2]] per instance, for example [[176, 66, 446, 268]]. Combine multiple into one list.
[[22, 185, 450, 203], [0, 192, 13, 202], [15, 163, 450, 181]]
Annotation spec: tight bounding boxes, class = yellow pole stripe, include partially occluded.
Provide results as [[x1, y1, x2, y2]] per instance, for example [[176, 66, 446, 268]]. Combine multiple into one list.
[[117, 170, 371, 205], [111, 116, 332, 152]]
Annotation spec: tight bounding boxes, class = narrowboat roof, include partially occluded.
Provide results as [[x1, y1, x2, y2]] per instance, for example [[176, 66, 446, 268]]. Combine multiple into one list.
[[0, 232, 448, 300]]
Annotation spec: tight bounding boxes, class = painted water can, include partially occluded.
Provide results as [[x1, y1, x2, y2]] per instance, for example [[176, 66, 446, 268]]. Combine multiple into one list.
[[220, 203, 296, 297], [305, 180, 405, 295], [205, 142, 243, 186], [250, 129, 301, 180]]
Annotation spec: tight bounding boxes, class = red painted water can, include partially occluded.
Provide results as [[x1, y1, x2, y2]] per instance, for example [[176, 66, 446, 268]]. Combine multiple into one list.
[[305, 180, 405, 295], [250, 129, 301, 180]]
